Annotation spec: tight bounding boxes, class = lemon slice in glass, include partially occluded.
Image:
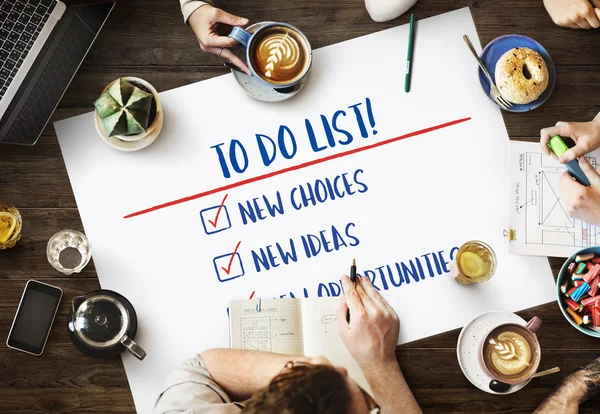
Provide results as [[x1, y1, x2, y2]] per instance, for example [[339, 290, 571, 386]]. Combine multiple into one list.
[[459, 251, 486, 278], [0, 211, 17, 243]]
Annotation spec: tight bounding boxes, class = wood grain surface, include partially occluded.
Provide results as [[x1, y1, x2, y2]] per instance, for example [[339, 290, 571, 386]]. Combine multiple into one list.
[[1, 0, 599, 412]]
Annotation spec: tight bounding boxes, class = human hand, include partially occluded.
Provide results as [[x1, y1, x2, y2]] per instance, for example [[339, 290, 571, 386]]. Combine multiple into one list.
[[188, 5, 251, 75], [543, 0, 600, 29], [337, 275, 399, 373], [540, 114, 600, 163], [559, 157, 600, 226], [533, 370, 593, 413]]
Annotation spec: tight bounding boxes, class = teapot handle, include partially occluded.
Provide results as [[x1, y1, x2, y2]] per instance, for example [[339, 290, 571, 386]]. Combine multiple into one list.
[[121, 335, 147, 361], [71, 295, 87, 315]]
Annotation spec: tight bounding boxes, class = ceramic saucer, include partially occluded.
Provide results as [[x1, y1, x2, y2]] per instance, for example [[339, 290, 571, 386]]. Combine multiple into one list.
[[478, 34, 556, 112], [457, 310, 531, 395], [229, 22, 308, 103]]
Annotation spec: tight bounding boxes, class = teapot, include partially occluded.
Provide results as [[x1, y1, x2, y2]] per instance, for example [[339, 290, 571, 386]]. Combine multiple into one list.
[[68, 290, 146, 360]]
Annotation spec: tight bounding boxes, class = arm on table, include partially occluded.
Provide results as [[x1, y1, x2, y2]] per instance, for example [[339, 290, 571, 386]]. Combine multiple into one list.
[[534, 357, 600, 413], [200, 349, 312, 401], [338, 275, 423, 414], [179, 0, 213, 24]]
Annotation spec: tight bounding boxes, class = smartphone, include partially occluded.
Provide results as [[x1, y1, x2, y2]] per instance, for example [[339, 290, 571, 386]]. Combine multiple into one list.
[[7, 280, 63, 356]]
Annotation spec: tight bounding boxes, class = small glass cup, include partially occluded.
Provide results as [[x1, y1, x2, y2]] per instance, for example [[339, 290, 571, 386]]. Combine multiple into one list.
[[47, 230, 92, 275], [450, 240, 497, 285], [0, 203, 22, 250]]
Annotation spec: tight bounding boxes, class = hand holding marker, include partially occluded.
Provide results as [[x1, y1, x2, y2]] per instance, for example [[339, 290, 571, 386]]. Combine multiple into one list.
[[548, 135, 590, 187]]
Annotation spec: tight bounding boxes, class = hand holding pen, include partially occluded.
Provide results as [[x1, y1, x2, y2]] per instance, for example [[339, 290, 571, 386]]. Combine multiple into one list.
[[337, 272, 400, 371]]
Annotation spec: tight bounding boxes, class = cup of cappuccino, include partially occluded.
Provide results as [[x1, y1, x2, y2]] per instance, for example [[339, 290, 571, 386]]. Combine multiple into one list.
[[479, 317, 542, 385], [228, 22, 312, 89]]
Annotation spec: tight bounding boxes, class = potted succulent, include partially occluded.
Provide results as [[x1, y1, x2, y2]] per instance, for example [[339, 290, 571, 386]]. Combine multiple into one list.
[[93, 77, 163, 151]]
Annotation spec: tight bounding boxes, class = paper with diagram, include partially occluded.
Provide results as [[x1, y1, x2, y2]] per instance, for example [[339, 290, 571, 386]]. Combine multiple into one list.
[[229, 298, 371, 393], [509, 140, 600, 257]]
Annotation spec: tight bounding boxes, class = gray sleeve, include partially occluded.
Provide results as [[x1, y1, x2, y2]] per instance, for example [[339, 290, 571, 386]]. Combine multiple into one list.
[[180, 0, 214, 23], [154, 355, 243, 413]]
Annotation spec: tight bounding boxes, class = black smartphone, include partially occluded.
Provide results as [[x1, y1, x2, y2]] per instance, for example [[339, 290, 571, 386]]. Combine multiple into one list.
[[7, 280, 63, 356]]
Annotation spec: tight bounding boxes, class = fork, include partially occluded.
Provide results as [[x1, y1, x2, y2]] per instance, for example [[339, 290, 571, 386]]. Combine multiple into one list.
[[463, 35, 513, 110]]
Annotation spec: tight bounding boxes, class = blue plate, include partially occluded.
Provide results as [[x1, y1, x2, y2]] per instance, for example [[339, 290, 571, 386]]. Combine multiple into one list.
[[479, 34, 556, 112]]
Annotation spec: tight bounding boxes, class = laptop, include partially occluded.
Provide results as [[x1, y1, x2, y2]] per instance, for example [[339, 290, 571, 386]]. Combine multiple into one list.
[[0, 0, 115, 146]]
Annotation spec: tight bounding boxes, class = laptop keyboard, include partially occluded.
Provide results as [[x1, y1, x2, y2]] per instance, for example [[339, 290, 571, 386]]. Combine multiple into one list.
[[0, 0, 57, 100]]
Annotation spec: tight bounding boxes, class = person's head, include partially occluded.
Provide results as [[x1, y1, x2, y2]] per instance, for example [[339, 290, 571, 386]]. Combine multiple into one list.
[[241, 357, 379, 414]]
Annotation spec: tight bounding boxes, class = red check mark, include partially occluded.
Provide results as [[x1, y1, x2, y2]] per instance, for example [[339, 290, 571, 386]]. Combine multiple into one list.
[[208, 194, 229, 228], [221, 241, 242, 275]]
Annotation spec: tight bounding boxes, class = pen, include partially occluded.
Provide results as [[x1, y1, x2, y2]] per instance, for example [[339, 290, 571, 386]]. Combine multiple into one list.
[[404, 14, 415, 93], [347, 258, 357, 322]]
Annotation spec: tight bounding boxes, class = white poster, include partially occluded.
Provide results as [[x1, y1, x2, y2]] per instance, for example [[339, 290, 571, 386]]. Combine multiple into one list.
[[55, 8, 555, 413]]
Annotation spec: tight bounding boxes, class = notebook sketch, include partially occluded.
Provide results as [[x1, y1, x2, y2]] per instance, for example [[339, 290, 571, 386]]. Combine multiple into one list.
[[241, 316, 272, 351], [229, 298, 371, 395], [509, 140, 600, 257]]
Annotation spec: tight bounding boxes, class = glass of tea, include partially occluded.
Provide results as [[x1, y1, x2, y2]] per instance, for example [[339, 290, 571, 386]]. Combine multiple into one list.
[[46, 229, 92, 275], [450, 240, 497, 284], [0, 203, 22, 250]]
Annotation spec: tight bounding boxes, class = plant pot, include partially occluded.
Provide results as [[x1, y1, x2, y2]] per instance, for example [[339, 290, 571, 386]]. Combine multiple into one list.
[[94, 77, 164, 152]]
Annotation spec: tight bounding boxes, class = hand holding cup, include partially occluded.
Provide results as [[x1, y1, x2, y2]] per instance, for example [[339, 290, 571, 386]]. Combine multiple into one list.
[[188, 5, 252, 75]]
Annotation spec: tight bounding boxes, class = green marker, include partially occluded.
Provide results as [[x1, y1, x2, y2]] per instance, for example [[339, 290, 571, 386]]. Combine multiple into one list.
[[548, 135, 590, 186], [404, 14, 415, 93]]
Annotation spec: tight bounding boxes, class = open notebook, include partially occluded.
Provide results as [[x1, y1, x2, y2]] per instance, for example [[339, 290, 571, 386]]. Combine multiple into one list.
[[229, 297, 372, 395]]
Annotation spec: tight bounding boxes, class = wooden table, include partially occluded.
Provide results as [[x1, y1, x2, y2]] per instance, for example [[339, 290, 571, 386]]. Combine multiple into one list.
[[1, 0, 599, 412]]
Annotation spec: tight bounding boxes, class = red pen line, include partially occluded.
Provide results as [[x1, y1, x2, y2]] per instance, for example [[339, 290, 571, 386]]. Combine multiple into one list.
[[221, 241, 242, 275], [123, 117, 471, 219], [249, 291, 255, 300], [207, 193, 229, 228]]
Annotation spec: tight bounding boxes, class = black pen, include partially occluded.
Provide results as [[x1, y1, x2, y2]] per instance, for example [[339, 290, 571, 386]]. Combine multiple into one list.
[[347, 258, 356, 322]]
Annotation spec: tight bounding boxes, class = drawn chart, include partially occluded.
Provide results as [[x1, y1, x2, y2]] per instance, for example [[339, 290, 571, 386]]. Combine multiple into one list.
[[240, 317, 272, 351], [523, 152, 598, 247]]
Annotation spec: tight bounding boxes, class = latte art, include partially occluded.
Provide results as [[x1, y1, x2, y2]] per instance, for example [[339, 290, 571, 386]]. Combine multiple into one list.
[[260, 33, 300, 79], [250, 27, 309, 85], [488, 332, 532, 376]]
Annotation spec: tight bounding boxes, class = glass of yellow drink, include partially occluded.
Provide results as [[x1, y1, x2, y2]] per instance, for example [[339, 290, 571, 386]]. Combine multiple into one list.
[[450, 240, 497, 284], [0, 203, 22, 250]]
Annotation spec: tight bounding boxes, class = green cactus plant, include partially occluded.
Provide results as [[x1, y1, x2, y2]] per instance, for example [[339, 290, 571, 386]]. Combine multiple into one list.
[[94, 78, 154, 137]]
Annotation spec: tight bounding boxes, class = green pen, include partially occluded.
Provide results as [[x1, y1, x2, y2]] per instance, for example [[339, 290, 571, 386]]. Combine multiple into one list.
[[404, 14, 415, 93]]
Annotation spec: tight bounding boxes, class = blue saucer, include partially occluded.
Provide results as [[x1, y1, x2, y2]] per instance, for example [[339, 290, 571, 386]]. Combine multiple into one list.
[[479, 34, 556, 112]]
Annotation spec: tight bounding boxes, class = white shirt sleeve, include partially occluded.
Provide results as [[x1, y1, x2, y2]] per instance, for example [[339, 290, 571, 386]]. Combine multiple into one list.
[[180, 0, 214, 23], [154, 355, 243, 413]]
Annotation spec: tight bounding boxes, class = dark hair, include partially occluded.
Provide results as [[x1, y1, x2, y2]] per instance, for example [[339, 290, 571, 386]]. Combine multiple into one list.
[[242, 364, 351, 414]]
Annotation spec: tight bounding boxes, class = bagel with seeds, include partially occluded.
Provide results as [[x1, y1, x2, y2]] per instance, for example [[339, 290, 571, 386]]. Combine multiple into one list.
[[495, 47, 549, 104]]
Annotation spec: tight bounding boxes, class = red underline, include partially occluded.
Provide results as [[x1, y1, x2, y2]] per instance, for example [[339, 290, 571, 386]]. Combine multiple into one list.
[[123, 117, 471, 219]]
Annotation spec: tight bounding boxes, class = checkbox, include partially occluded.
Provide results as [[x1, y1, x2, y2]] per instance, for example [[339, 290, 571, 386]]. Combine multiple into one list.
[[200, 204, 231, 235], [213, 251, 245, 282]]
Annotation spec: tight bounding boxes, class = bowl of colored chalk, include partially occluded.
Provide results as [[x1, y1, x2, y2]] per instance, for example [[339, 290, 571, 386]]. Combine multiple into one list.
[[557, 247, 600, 338]]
